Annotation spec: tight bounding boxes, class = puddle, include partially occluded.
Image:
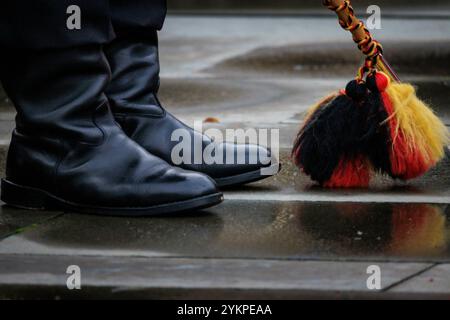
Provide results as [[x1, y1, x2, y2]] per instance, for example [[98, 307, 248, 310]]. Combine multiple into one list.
[[0, 201, 448, 262], [209, 41, 450, 78]]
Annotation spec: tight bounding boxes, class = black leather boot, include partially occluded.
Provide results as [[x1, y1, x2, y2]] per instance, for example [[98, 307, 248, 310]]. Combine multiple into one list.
[[0, 45, 222, 216], [104, 31, 279, 187]]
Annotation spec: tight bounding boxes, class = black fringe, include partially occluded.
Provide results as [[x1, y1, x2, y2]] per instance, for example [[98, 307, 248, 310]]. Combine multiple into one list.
[[293, 82, 369, 184]]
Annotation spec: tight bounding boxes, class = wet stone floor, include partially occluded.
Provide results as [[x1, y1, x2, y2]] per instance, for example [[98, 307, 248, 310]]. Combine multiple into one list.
[[0, 14, 450, 298], [0, 201, 449, 262]]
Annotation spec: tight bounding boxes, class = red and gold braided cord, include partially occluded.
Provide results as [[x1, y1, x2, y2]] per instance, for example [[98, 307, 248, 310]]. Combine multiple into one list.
[[323, 0, 400, 82]]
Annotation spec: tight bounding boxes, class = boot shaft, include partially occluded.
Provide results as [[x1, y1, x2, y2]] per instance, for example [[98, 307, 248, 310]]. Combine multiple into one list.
[[104, 31, 161, 111], [0, 45, 112, 144], [0, 45, 120, 190]]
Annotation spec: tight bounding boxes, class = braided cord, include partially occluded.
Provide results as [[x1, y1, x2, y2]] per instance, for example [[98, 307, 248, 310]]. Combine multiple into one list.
[[323, 0, 385, 81]]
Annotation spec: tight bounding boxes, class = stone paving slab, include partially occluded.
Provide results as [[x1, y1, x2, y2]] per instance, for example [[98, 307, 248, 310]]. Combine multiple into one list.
[[389, 264, 450, 298], [0, 205, 59, 240], [0, 254, 434, 299], [0, 199, 448, 262]]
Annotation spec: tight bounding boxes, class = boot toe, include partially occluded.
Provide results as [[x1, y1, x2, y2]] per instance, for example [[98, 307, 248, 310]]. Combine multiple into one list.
[[175, 169, 221, 199], [197, 142, 279, 187], [145, 165, 221, 202], [218, 142, 274, 176]]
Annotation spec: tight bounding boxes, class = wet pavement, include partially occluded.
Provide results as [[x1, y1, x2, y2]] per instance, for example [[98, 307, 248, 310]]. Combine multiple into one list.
[[0, 254, 435, 299], [0, 201, 448, 262], [0, 13, 449, 299]]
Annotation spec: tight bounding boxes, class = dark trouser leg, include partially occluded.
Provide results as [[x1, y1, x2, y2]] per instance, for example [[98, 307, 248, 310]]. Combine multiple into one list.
[[0, 0, 114, 49], [109, 0, 167, 35], [104, 0, 166, 105]]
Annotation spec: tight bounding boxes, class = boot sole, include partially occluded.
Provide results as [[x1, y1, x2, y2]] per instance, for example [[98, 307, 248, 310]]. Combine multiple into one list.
[[214, 163, 281, 188], [0, 179, 223, 217]]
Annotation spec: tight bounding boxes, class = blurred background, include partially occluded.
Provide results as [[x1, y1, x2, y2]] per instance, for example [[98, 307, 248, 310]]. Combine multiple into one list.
[[167, 0, 450, 13]]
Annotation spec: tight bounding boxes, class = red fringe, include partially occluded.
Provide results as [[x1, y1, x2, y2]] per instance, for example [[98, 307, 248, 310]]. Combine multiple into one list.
[[380, 91, 430, 180], [324, 155, 370, 188]]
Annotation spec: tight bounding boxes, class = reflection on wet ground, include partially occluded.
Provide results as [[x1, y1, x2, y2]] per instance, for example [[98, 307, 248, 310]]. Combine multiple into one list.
[[0, 201, 448, 262]]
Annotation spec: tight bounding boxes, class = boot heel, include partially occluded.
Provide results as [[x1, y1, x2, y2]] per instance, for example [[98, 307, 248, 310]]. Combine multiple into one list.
[[1, 179, 48, 210]]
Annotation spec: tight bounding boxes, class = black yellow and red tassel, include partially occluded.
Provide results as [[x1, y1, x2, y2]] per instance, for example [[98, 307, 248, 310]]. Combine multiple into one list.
[[292, 67, 448, 187], [292, 0, 448, 188]]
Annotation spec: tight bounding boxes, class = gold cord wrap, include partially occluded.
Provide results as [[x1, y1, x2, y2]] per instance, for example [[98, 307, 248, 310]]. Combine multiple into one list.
[[323, 0, 400, 82]]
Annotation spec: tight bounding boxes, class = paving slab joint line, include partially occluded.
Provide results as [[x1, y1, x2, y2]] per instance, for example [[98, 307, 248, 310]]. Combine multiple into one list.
[[381, 263, 439, 293], [0, 212, 64, 242], [0, 253, 444, 266]]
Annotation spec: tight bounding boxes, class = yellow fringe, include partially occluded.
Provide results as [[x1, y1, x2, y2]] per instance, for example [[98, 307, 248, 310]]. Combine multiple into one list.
[[385, 82, 449, 164]]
